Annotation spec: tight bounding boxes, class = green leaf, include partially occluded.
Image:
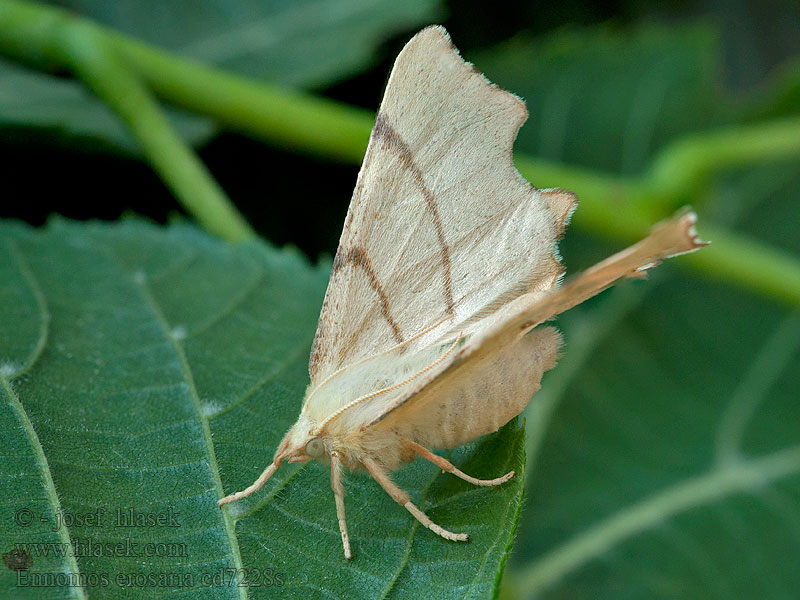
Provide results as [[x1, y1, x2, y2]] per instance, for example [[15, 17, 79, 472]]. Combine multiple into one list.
[[741, 57, 800, 121], [0, 219, 523, 599], [470, 23, 721, 175], [0, 0, 442, 151]]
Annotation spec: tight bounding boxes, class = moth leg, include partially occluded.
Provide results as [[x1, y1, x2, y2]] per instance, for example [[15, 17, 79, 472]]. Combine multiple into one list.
[[330, 450, 352, 559], [218, 463, 278, 507], [361, 456, 469, 542], [403, 440, 515, 487]]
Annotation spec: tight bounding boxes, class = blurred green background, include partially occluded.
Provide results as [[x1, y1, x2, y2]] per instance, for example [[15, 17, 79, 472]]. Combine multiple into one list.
[[1, 0, 799, 599]]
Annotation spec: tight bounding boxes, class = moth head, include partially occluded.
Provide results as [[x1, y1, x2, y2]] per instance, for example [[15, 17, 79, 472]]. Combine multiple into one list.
[[275, 415, 329, 465]]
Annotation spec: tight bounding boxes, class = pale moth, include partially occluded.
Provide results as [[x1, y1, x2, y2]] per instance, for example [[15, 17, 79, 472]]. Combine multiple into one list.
[[218, 26, 707, 558]]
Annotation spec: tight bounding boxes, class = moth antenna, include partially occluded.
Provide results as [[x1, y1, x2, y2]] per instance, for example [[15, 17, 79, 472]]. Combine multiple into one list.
[[312, 333, 463, 435], [402, 440, 515, 486], [303, 315, 452, 411], [218, 462, 279, 507], [362, 456, 468, 542]]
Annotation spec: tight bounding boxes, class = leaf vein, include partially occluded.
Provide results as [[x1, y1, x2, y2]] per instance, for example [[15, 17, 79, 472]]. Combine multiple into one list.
[[114, 253, 250, 600], [1, 375, 87, 600], [2, 237, 50, 378], [518, 445, 800, 595]]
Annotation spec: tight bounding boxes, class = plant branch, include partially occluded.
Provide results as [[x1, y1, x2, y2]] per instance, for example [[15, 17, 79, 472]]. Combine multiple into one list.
[[647, 116, 800, 201], [0, 0, 254, 243]]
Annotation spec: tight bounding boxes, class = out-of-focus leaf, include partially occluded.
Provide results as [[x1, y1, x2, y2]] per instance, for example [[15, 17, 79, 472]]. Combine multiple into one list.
[[0, 58, 216, 152], [0, 0, 442, 151], [0, 219, 522, 599], [470, 24, 721, 175], [507, 168, 800, 598], [737, 57, 800, 121], [705, 164, 800, 255], [57, 0, 441, 88]]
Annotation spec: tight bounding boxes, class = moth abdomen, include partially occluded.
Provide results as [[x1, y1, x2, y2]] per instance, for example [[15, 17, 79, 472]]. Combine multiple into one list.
[[371, 326, 562, 449]]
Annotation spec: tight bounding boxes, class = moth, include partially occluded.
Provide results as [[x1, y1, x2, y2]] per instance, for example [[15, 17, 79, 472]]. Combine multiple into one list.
[[219, 26, 707, 559]]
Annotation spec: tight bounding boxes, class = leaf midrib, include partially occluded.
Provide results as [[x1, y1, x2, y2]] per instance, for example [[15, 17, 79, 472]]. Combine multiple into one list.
[[2, 235, 85, 597], [113, 249, 249, 600], [3, 237, 49, 379], [2, 374, 87, 600]]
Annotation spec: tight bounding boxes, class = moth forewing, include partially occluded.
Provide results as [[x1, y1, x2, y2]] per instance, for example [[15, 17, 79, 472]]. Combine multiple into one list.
[[307, 26, 572, 383], [217, 26, 708, 560]]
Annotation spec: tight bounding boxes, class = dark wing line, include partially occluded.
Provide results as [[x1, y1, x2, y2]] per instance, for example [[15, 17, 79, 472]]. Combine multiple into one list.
[[309, 243, 404, 375], [310, 111, 459, 376], [373, 113, 455, 315], [331, 246, 404, 344]]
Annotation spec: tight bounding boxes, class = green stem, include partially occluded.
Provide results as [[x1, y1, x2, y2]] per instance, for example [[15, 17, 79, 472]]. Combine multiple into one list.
[[113, 33, 374, 164], [682, 224, 800, 306], [513, 156, 658, 234], [647, 116, 800, 201], [0, 1, 254, 243], [0, 0, 798, 306]]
